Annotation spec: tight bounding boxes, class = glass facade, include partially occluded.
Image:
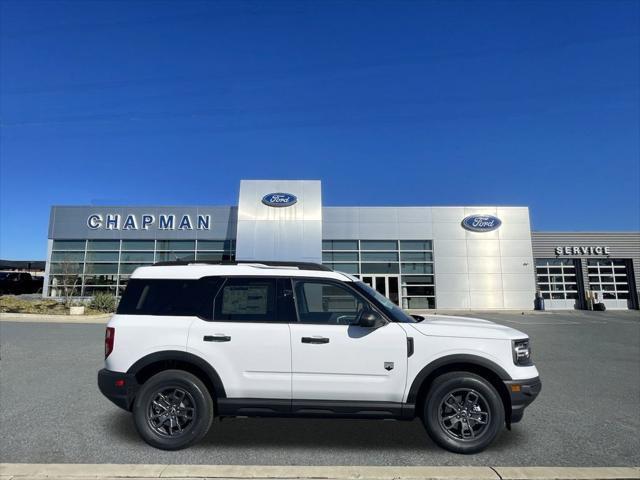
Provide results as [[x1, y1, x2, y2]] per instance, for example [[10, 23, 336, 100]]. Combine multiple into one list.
[[322, 239, 436, 309], [48, 239, 235, 297]]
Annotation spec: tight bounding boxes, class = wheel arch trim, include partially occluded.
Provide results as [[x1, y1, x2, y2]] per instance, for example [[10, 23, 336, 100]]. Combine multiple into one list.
[[406, 354, 511, 404], [126, 350, 226, 399]]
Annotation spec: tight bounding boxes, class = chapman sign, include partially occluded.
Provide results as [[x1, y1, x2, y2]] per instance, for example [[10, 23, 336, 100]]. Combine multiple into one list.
[[87, 213, 211, 230], [555, 246, 611, 256]]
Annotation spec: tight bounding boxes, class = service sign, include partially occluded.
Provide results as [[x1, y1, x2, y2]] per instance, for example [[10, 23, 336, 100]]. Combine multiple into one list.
[[461, 214, 502, 232], [261, 193, 298, 207]]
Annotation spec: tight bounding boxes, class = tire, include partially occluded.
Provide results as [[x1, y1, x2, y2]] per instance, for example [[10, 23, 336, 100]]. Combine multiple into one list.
[[133, 369, 214, 450], [422, 371, 504, 454]]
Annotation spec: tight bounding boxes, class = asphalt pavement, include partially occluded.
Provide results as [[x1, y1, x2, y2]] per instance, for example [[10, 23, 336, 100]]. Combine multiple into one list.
[[0, 310, 638, 466]]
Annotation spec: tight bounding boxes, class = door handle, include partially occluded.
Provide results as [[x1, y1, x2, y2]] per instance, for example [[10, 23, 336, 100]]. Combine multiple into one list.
[[301, 336, 329, 344], [204, 335, 231, 342]]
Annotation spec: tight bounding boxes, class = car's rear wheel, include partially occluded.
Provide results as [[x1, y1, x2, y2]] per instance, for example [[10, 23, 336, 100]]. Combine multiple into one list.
[[133, 369, 213, 450], [423, 371, 504, 454]]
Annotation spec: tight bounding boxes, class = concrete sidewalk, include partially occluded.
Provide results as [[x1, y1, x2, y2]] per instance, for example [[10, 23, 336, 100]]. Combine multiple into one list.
[[1, 464, 638, 480]]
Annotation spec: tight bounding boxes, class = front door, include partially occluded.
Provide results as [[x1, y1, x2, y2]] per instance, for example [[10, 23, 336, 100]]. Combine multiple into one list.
[[361, 275, 400, 305], [289, 279, 408, 403], [187, 277, 294, 399]]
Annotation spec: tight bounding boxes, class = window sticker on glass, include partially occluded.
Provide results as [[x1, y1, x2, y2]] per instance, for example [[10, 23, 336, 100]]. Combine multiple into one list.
[[222, 285, 268, 315]]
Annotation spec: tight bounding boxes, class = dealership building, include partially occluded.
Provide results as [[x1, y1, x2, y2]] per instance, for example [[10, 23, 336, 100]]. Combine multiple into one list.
[[44, 180, 640, 311]]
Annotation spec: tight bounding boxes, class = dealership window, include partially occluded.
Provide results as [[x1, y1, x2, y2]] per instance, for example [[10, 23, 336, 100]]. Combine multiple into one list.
[[87, 240, 120, 250], [156, 251, 196, 262], [195, 239, 235, 262], [535, 259, 579, 300], [52, 240, 85, 251], [322, 239, 435, 308], [48, 238, 236, 298], [587, 259, 630, 300], [156, 240, 195, 250], [121, 240, 154, 250]]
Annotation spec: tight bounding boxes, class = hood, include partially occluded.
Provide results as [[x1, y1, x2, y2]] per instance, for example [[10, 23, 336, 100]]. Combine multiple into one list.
[[408, 314, 528, 340]]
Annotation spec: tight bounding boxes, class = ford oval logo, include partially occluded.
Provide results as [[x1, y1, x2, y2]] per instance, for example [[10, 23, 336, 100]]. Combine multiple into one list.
[[461, 214, 502, 232], [261, 192, 298, 207]]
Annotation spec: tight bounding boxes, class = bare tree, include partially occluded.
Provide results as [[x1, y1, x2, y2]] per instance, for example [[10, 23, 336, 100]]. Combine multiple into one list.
[[52, 258, 82, 307]]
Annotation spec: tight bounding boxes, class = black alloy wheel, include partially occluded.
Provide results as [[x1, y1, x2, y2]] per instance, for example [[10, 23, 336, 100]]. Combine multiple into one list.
[[133, 369, 213, 450], [423, 371, 505, 454]]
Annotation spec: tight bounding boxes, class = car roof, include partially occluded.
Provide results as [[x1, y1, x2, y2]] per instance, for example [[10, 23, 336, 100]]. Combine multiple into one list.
[[131, 263, 355, 281]]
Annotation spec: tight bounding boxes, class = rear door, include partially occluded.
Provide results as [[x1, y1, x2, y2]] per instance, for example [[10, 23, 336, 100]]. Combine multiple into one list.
[[187, 277, 294, 400], [289, 279, 408, 402]]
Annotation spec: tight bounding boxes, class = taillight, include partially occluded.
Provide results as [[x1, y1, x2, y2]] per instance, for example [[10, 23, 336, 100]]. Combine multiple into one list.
[[105, 327, 115, 358]]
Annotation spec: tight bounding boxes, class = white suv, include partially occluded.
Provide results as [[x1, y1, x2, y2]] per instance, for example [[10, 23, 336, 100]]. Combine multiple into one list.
[[98, 261, 540, 454]]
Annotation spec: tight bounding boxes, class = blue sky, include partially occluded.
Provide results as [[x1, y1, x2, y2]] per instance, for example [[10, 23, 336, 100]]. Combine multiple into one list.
[[1, 0, 638, 260]]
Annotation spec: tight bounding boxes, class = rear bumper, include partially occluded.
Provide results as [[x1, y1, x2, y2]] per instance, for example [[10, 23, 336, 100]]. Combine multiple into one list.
[[504, 376, 541, 424], [97, 369, 139, 411]]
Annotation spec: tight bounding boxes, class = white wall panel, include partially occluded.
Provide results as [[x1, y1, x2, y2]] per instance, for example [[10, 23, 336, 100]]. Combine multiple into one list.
[[397, 207, 432, 223], [503, 291, 535, 310], [433, 222, 467, 239], [469, 273, 503, 292], [435, 257, 469, 274], [470, 292, 504, 309], [322, 222, 360, 239], [498, 222, 533, 240], [464, 207, 498, 216], [397, 222, 433, 237], [466, 229, 500, 240], [358, 208, 397, 223], [323, 208, 359, 223], [466, 240, 501, 257], [358, 222, 399, 238], [501, 257, 535, 274], [435, 273, 470, 292], [434, 239, 468, 257], [499, 240, 534, 257], [501, 274, 536, 291], [436, 291, 471, 309], [432, 207, 465, 222], [468, 257, 502, 274]]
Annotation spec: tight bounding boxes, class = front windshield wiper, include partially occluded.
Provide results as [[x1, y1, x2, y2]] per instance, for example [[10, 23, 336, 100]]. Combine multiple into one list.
[[410, 314, 425, 322]]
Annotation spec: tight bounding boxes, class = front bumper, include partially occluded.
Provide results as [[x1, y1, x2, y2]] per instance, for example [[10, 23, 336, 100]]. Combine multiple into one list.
[[97, 369, 139, 411], [503, 376, 541, 424]]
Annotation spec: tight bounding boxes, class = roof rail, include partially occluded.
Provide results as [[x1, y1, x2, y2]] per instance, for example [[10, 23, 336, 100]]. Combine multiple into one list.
[[151, 260, 332, 271]]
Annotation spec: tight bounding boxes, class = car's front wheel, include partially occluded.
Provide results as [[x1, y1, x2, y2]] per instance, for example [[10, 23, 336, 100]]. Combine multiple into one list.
[[423, 371, 504, 454], [133, 369, 213, 450]]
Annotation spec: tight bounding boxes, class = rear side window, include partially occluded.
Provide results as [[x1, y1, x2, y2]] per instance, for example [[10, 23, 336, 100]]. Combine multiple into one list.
[[117, 278, 221, 317], [214, 277, 278, 322]]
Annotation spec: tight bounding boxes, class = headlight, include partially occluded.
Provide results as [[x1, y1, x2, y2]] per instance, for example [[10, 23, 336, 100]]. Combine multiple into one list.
[[512, 338, 532, 366]]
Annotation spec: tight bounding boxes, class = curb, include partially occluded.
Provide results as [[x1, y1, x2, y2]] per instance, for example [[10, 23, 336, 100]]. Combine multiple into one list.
[[0, 313, 112, 324], [1, 464, 638, 480]]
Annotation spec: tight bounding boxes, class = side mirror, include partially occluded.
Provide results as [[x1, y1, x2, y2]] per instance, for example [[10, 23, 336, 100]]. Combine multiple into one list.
[[358, 310, 386, 329]]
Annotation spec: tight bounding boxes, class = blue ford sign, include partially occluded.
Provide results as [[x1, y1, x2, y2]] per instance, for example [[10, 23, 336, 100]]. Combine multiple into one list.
[[261, 192, 298, 207], [461, 214, 502, 232]]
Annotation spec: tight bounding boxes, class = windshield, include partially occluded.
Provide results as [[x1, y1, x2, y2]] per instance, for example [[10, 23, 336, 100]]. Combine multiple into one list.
[[353, 281, 416, 323]]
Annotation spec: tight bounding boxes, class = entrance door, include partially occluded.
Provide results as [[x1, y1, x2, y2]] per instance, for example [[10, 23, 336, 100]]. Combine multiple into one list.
[[361, 275, 399, 305]]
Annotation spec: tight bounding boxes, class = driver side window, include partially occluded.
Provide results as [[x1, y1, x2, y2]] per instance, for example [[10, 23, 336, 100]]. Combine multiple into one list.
[[294, 280, 366, 324]]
